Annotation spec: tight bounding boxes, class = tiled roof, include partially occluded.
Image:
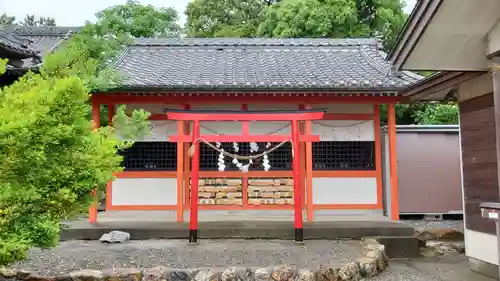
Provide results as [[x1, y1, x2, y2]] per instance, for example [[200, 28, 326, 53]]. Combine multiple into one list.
[[3, 26, 82, 54], [0, 29, 37, 58], [0, 25, 80, 70], [110, 38, 422, 92]]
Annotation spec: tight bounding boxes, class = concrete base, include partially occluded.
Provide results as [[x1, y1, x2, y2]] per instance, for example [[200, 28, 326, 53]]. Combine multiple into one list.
[[375, 236, 421, 258], [61, 220, 415, 241], [469, 257, 499, 280]]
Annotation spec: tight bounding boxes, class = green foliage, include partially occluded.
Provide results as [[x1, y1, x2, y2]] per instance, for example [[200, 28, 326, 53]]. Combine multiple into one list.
[[0, 1, 171, 266], [0, 13, 16, 25], [20, 14, 56, 26], [412, 102, 459, 125], [0, 68, 150, 265], [380, 103, 459, 125], [41, 24, 129, 92], [185, 0, 265, 37], [185, 0, 407, 50], [257, 0, 407, 50], [92, 0, 181, 38]]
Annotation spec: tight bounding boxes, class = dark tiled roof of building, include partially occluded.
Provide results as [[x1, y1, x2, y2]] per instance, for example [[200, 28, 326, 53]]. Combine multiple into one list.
[[0, 25, 81, 70], [110, 38, 422, 92], [3, 26, 82, 54], [0, 29, 37, 58]]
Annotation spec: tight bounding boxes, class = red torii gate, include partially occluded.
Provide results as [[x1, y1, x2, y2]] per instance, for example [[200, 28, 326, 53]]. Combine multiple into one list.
[[166, 108, 325, 243]]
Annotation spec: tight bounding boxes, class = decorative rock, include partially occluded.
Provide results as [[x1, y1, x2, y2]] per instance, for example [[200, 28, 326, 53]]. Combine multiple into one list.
[[317, 265, 340, 281], [363, 244, 385, 252], [426, 240, 465, 254], [366, 250, 388, 272], [54, 275, 73, 281], [23, 275, 56, 281], [142, 266, 167, 281], [194, 269, 217, 281], [420, 247, 443, 257], [17, 269, 33, 280], [102, 268, 141, 281], [69, 269, 105, 281], [221, 268, 236, 281], [220, 267, 252, 281], [0, 268, 17, 278], [361, 238, 379, 247], [296, 269, 314, 281], [427, 229, 464, 241], [163, 269, 192, 281], [356, 257, 377, 278], [254, 268, 271, 281], [99, 231, 131, 243], [235, 268, 252, 281], [337, 262, 360, 281], [416, 231, 437, 247], [271, 265, 295, 281]]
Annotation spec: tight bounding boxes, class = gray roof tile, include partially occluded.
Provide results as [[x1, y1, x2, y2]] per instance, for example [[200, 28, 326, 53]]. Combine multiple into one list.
[[0, 25, 80, 70], [111, 38, 421, 92]]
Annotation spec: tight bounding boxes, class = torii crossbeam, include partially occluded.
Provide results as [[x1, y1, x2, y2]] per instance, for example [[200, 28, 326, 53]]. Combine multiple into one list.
[[166, 108, 326, 244]]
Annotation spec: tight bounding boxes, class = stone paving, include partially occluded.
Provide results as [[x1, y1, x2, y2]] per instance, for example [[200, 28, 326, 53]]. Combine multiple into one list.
[[403, 219, 464, 232], [11, 239, 364, 277], [371, 253, 495, 281]]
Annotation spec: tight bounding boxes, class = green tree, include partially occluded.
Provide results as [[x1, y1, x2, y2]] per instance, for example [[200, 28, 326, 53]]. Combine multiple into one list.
[[256, 0, 407, 50], [91, 0, 181, 38], [379, 103, 459, 125], [412, 102, 459, 125], [0, 1, 169, 265], [0, 13, 16, 25], [185, 0, 265, 37], [20, 14, 56, 26], [0, 57, 150, 265]]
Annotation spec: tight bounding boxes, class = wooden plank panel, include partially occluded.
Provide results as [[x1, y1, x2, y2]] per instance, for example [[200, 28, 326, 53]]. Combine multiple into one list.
[[460, 93, 499, 235]]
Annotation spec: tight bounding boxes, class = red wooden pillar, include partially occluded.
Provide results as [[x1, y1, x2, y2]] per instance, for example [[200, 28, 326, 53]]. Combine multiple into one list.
[[388, 103, 400, 220], [189, 120, 201, 243], [291, 119, 303, 242], [89, 97, 100, 224]]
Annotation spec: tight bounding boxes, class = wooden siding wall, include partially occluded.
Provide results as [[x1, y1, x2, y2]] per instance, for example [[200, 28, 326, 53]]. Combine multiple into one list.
[[460, 93, 498, 235]]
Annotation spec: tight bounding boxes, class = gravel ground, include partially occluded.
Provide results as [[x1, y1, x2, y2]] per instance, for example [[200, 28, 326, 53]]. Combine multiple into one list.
[[372, 253, 495, 281], [402, 219, 464, 232], [11, 239, 363, 276]]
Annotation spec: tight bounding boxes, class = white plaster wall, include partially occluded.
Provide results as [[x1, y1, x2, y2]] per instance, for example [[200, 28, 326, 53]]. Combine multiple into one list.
[[197, 121, 291, 135], [122, 104, 179, 114], [112, 178, 177, 206], [117, 104, 374, 140], [466, 229, 499, 265], [458, 73, 493, 102], [311, 104, 374, 114], [191, 104, 242, 110], [247, 104, 298, 110], [312, 178, 378, 204], [311, 120, 374, 141]]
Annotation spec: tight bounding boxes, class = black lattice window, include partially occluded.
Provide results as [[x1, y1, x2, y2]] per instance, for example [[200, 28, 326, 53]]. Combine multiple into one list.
[[199, 142, 293, 171], [120, 142, 177, 171], [312, 141, 375, 170]]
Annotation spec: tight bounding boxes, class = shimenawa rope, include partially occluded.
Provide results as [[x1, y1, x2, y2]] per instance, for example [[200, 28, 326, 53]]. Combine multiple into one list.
[[188, 138, 294, 160]]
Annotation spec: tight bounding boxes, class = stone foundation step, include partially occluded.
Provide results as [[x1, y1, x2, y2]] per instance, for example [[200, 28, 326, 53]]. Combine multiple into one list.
[[368, 236, 421, 259], [61, 221, 415, 243]]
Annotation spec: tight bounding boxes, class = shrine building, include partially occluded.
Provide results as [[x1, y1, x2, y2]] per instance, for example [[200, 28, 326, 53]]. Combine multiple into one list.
[[88, 37, 420, 228], [0, 28, 422, 234]]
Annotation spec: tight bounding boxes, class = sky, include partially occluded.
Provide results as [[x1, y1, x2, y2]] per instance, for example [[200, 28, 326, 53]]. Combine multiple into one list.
[[0, 0, 417, 27]]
